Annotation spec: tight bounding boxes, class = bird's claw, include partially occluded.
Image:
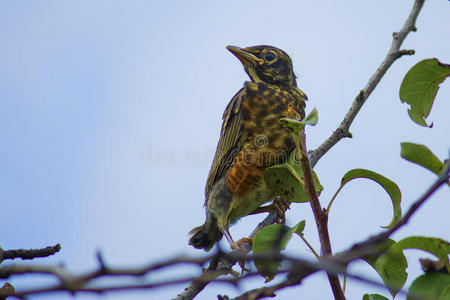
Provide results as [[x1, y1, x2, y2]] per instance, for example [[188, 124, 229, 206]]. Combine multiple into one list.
[[250, 196, 290, 224], [273, 196, 290, 224], [230, 237, 253, 250]]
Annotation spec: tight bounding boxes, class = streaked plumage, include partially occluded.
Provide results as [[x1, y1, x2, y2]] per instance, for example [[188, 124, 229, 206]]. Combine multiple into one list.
[[189, 45, 307, 251]]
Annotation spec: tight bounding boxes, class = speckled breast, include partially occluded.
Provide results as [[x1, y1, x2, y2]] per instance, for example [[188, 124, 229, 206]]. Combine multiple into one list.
[[225, 81, 306, 204]]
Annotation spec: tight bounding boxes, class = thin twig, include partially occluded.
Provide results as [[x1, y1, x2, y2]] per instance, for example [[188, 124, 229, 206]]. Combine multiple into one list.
[[308, 0, 424, 168], [226, 276, 301, 300], [298, 234, 320, 259], [0, 244, 61, 263]]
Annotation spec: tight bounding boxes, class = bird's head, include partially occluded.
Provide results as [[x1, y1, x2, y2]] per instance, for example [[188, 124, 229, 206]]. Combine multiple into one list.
[[226, 45, 297, 88]]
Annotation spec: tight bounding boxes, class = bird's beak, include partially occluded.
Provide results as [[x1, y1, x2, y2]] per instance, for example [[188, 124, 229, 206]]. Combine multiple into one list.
[[226, 46, 264, 66]]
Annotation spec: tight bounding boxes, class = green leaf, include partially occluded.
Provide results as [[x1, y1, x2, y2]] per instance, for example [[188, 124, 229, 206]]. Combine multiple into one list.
[[363, 239, 408, 298], [264, 164, 308, 203], [281, 221, 306, 249], [399, 58, 450, 127], [363, 239, 397, 266], [279, 118, 303, 135], [304, 108, 318, 126], [279, 108, 319, 134], [362, 294, 390, 300], [253, 224, 288, 281], [396, 236, 450, 261], [401, 142, 445, 176], [253, 221, 305, 281], [364, 237, 450, 299], [334, 169, 402, 228], [292, 220, 306, 237], [395, 236, 450, 272], [407, 273, 450, 300], [264, 151, 323, 203]]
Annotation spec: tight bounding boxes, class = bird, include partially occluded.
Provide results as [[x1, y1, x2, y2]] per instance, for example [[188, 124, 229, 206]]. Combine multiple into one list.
[[189, 45, 307, 251]]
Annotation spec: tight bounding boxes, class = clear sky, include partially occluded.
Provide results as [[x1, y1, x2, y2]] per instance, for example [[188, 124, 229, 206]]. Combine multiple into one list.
[[0, 1, 449, 299]]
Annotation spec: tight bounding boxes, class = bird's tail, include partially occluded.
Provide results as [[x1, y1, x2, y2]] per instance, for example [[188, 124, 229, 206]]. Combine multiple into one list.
[[188, 214, 223, 251]]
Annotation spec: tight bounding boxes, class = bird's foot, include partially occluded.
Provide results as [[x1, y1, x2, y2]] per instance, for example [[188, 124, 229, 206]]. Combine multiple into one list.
[[230, 237, 253, 250], [230, 238, 253, 274], [273, 196, 290, 223], [250, 196, 290, 224]]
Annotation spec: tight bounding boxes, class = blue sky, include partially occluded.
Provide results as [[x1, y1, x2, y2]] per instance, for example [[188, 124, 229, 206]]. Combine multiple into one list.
[[1, 1, 449, 299]]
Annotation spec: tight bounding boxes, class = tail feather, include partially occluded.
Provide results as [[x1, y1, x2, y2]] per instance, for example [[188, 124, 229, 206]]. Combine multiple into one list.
[[189, 215, 223, 251]]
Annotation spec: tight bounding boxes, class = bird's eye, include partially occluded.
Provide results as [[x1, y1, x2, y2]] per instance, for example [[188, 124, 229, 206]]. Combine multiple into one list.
[[265, 52, 276, 61]]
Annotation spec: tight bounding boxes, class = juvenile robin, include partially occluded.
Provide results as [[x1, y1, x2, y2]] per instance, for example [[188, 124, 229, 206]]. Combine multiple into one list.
[[189, 45, 307, 251]]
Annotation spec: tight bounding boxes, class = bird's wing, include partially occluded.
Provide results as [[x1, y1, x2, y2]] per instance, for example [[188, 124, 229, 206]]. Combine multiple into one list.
[[205, 87, 247, 198]]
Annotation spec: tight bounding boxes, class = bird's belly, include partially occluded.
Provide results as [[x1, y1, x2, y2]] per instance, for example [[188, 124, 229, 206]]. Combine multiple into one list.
[[228, 175, 273, 224]]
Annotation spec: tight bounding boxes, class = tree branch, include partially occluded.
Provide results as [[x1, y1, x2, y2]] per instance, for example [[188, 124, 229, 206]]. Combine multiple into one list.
[[0, 252, 390, 299], [0, 283, 14, 300], [297, 130, 345, 300], [2, 158, 447, 300], [0, 244, 61, 263], [308, 0, 425, 168]]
